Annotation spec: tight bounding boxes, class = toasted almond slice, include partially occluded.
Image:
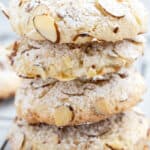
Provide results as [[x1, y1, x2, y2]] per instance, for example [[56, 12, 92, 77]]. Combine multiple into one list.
[[19, 0, 29, 6], [26, 4, 50, 41], [10, 132, 25, 150], [26, 5, 49, 40], [0, 2, 9, 19], [94, 99, 113, 115], [113, 38, 144, 60], [73, 33, 93, 44], [31, 4, 57, 41], [54, 106, 73, 126], [95, 0, 125, 19], [33, 14, 59, 43], [126, 35, 144, 45], [106, 141, 124, 150]]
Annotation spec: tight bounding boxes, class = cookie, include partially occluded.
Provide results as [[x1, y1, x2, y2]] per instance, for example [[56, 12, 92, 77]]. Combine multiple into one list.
[[15, 69, 146, 126], [8, 0, 148, 43], [9, 110, 150, 150], [11, 36, 144, 81], [0, 47, 20, 100]]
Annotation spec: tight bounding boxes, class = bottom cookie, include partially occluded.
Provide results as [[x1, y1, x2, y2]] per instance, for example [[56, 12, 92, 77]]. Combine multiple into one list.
[[9, 110, 150, 150]]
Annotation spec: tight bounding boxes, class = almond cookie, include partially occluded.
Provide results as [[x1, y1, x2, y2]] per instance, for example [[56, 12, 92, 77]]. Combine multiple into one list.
[[11, 36, 144, 81], [15, 69, 146, 126], [9, 110, 150, 150], [8, 0, 148, 44], [0, 47, 20, 100]]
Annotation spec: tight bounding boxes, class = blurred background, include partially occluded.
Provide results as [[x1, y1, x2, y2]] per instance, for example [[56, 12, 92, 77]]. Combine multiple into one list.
[[0, 0, 150, 148]]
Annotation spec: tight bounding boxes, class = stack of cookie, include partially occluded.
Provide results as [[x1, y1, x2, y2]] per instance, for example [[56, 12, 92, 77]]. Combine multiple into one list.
[[2, 0, 150, 149]]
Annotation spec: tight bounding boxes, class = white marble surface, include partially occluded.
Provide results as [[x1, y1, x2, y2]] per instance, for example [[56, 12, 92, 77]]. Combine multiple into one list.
[[0, 0, 150, 149]]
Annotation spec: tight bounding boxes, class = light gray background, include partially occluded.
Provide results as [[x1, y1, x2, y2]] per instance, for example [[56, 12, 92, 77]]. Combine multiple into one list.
[[0, 0, 150, 148]]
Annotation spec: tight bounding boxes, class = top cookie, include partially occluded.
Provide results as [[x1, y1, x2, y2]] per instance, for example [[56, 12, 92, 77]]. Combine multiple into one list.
[[8, 0, 147, 44]]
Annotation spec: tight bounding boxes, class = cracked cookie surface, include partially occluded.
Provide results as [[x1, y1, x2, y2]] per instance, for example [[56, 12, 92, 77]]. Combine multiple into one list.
[[11, 36, 144, 81], [15, 69, 146, 126], [8, 0, 148, 43], [9, 110, 150, 150]]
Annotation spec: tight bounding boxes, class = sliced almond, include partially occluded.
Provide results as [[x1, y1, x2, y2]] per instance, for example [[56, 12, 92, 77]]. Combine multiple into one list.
[[54, 106, 73, 126], [100, 67, 117, 75], [94, 99, 113, 115], [126, 38, 144, 45], [31, 5, 59, 42], [0, 3, 9, 19], [11, 132, 25, 150], [19, 0, 29, 6], [87, 68, 97, 77], [105, 141, 124, 150], [33, 14, 60, 43], [95, 0, 125, 19], [26, 5, 50, 40], [73, 33, 93, 44], [134, 14, 142, 26], [63, 56, 72, 68]]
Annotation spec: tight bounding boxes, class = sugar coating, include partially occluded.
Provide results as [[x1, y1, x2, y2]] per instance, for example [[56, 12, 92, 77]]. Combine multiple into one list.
[[12, 36, 144, 81], [9, 0, 148, 43], [9, 110, 150, 150], [15, 69, 146, 126]]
